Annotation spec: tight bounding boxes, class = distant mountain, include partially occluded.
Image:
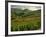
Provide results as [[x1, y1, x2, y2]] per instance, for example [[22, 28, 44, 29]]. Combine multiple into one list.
[[11, 8, 41, 17]]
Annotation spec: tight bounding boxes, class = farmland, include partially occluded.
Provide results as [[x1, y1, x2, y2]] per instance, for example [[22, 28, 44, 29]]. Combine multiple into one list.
[[11, 8, 41, 31]]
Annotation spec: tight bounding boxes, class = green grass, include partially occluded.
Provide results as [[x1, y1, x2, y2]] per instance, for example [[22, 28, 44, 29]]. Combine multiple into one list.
[[11, 16, 41, 31]]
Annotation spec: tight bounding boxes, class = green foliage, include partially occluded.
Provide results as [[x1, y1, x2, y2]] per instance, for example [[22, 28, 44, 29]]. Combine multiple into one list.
[[11, 21, 41, 31]]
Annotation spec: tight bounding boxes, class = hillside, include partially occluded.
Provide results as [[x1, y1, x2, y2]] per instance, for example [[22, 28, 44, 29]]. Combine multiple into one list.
[[11, 8, 41, 17]]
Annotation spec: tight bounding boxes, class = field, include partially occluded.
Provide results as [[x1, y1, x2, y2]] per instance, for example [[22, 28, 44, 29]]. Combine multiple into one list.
[[11, 8, 41, 31]]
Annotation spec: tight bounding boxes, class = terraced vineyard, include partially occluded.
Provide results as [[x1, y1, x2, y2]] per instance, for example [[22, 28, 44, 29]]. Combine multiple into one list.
[[11, 8, 41, 31]]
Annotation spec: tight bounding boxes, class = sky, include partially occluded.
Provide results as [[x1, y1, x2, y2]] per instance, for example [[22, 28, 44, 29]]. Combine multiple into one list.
[[11, 5, 41, 11]]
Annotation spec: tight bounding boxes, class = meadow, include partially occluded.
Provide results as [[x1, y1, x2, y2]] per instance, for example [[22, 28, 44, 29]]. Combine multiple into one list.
[[11, 8, 41, 31]]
